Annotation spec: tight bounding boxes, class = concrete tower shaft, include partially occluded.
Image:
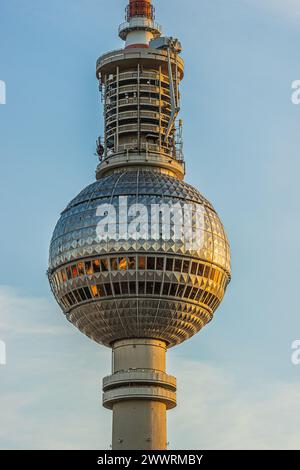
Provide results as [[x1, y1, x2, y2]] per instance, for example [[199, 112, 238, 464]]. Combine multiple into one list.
[[103, 339, 176, 450]]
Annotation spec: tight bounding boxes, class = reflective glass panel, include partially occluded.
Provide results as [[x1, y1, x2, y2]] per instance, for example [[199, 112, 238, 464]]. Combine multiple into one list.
[[197, 264, 204, 276], [91, 285, 98, 297], [191, 262, 197, 275], [71, 265, 78, 278], [163, 283, 170, 295], [97, 284, 105, 297], [77, 262, 85, 276], [110, 258, 118, 271], [66, 266, 72, 280], [92, 259, 101, 273], [182, 260, 190, 273], [114, 283, 121, 296], [166, 258, 173, 271], [121, 282, 129, 295], [156, 257, 164, 270], [138, 256, 145, 270], [147, 257, 155, 270], [119, 257, 127, 271], [174, 259, 182, 273], [100, 259, 109, 272], [129, 282, 136, 294], [85, 261, 93, 275], [104, 283, 112, 296], [128, 257, 136, 270]]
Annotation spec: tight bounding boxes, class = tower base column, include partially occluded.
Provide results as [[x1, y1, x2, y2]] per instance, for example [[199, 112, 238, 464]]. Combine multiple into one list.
[[102, 339, 176, 450], [112, 400, 167, 450]]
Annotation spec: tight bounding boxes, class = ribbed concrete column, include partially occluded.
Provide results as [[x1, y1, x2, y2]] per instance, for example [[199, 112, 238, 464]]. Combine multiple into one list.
[[103, 339, 176, 450]]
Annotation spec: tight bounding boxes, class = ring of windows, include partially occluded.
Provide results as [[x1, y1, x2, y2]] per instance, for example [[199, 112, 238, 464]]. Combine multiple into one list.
[[51, 255, 229, 292], [58, 280, 221, 312]]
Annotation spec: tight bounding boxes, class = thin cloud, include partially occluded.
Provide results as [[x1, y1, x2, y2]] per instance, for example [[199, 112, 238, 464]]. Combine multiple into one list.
[[0, 286, 70, 336], [169, 359, 300, 450]]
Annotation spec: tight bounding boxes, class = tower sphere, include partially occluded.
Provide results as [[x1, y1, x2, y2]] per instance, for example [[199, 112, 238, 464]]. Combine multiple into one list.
[[49, 170, 230, 348]]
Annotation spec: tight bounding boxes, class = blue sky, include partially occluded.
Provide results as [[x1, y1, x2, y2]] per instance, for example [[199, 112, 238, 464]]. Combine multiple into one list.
[[0, 0, 300, 449]]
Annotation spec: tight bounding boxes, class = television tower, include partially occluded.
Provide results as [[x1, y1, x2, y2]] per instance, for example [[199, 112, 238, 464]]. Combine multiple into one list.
[[48, 0, 231, 450]]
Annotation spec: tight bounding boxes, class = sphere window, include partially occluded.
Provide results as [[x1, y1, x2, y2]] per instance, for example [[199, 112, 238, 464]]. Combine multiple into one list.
[[121, 282, 129, 295], [184, 286, 192, 298], [146, 282, 154, 295], [92, 259, 101, 273], [190, 287, 198, 300], [100, 259, 109, 272], [77, 288, 87, 301], [128, 257, 136, 270], [154, 282, 161, 295], [110, 258, 118, 271], [62, 295, 70, 307], [113, 283, 121, 296], [182, 260, 190, 273], [169, 284, 178, 296], [197, 264, 204, 277], [156, 257, 164, 270], [91, 285, 99, 298], [119, 257, 127, 270], [61, 297, 69, 309], [77, 262, 85, 276], [85, 261, 93, 275], [147, 257, 155, 270], [57, 271, 63, 285], [67, 292, 76, 305], [138, 282, 146, 294], [73, 290, 81, 303], [195, 289, 203, 301], [129, 282, 136, 295], [97, 284, 106, 297], [204, 266, 211, 279], [177, 284, 185, 297], [191, 262, 197, 275], [52, 274, 58, 289], [138, 256, 146, 270], [166, 258, 173, 271], [71, 265, 78, 278], [174, 259, 182, 273], [104, 283, 112, 296], [163, 283, 170, 295], [66, 266, 72, 280]]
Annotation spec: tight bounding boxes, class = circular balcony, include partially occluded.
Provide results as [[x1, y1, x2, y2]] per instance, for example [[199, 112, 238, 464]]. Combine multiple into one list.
[[118, 97, 165, 109], [105, 70, 170, 86], [107, 123, 167, 138], [103, 385, 177, 410], [118, 18, 162, 41], [106, 84, 170, 101], [106, 109, 169, 125], [96, 48, 184, 81], [95, 146, 185, 180], [103, 369, 177, 392]]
